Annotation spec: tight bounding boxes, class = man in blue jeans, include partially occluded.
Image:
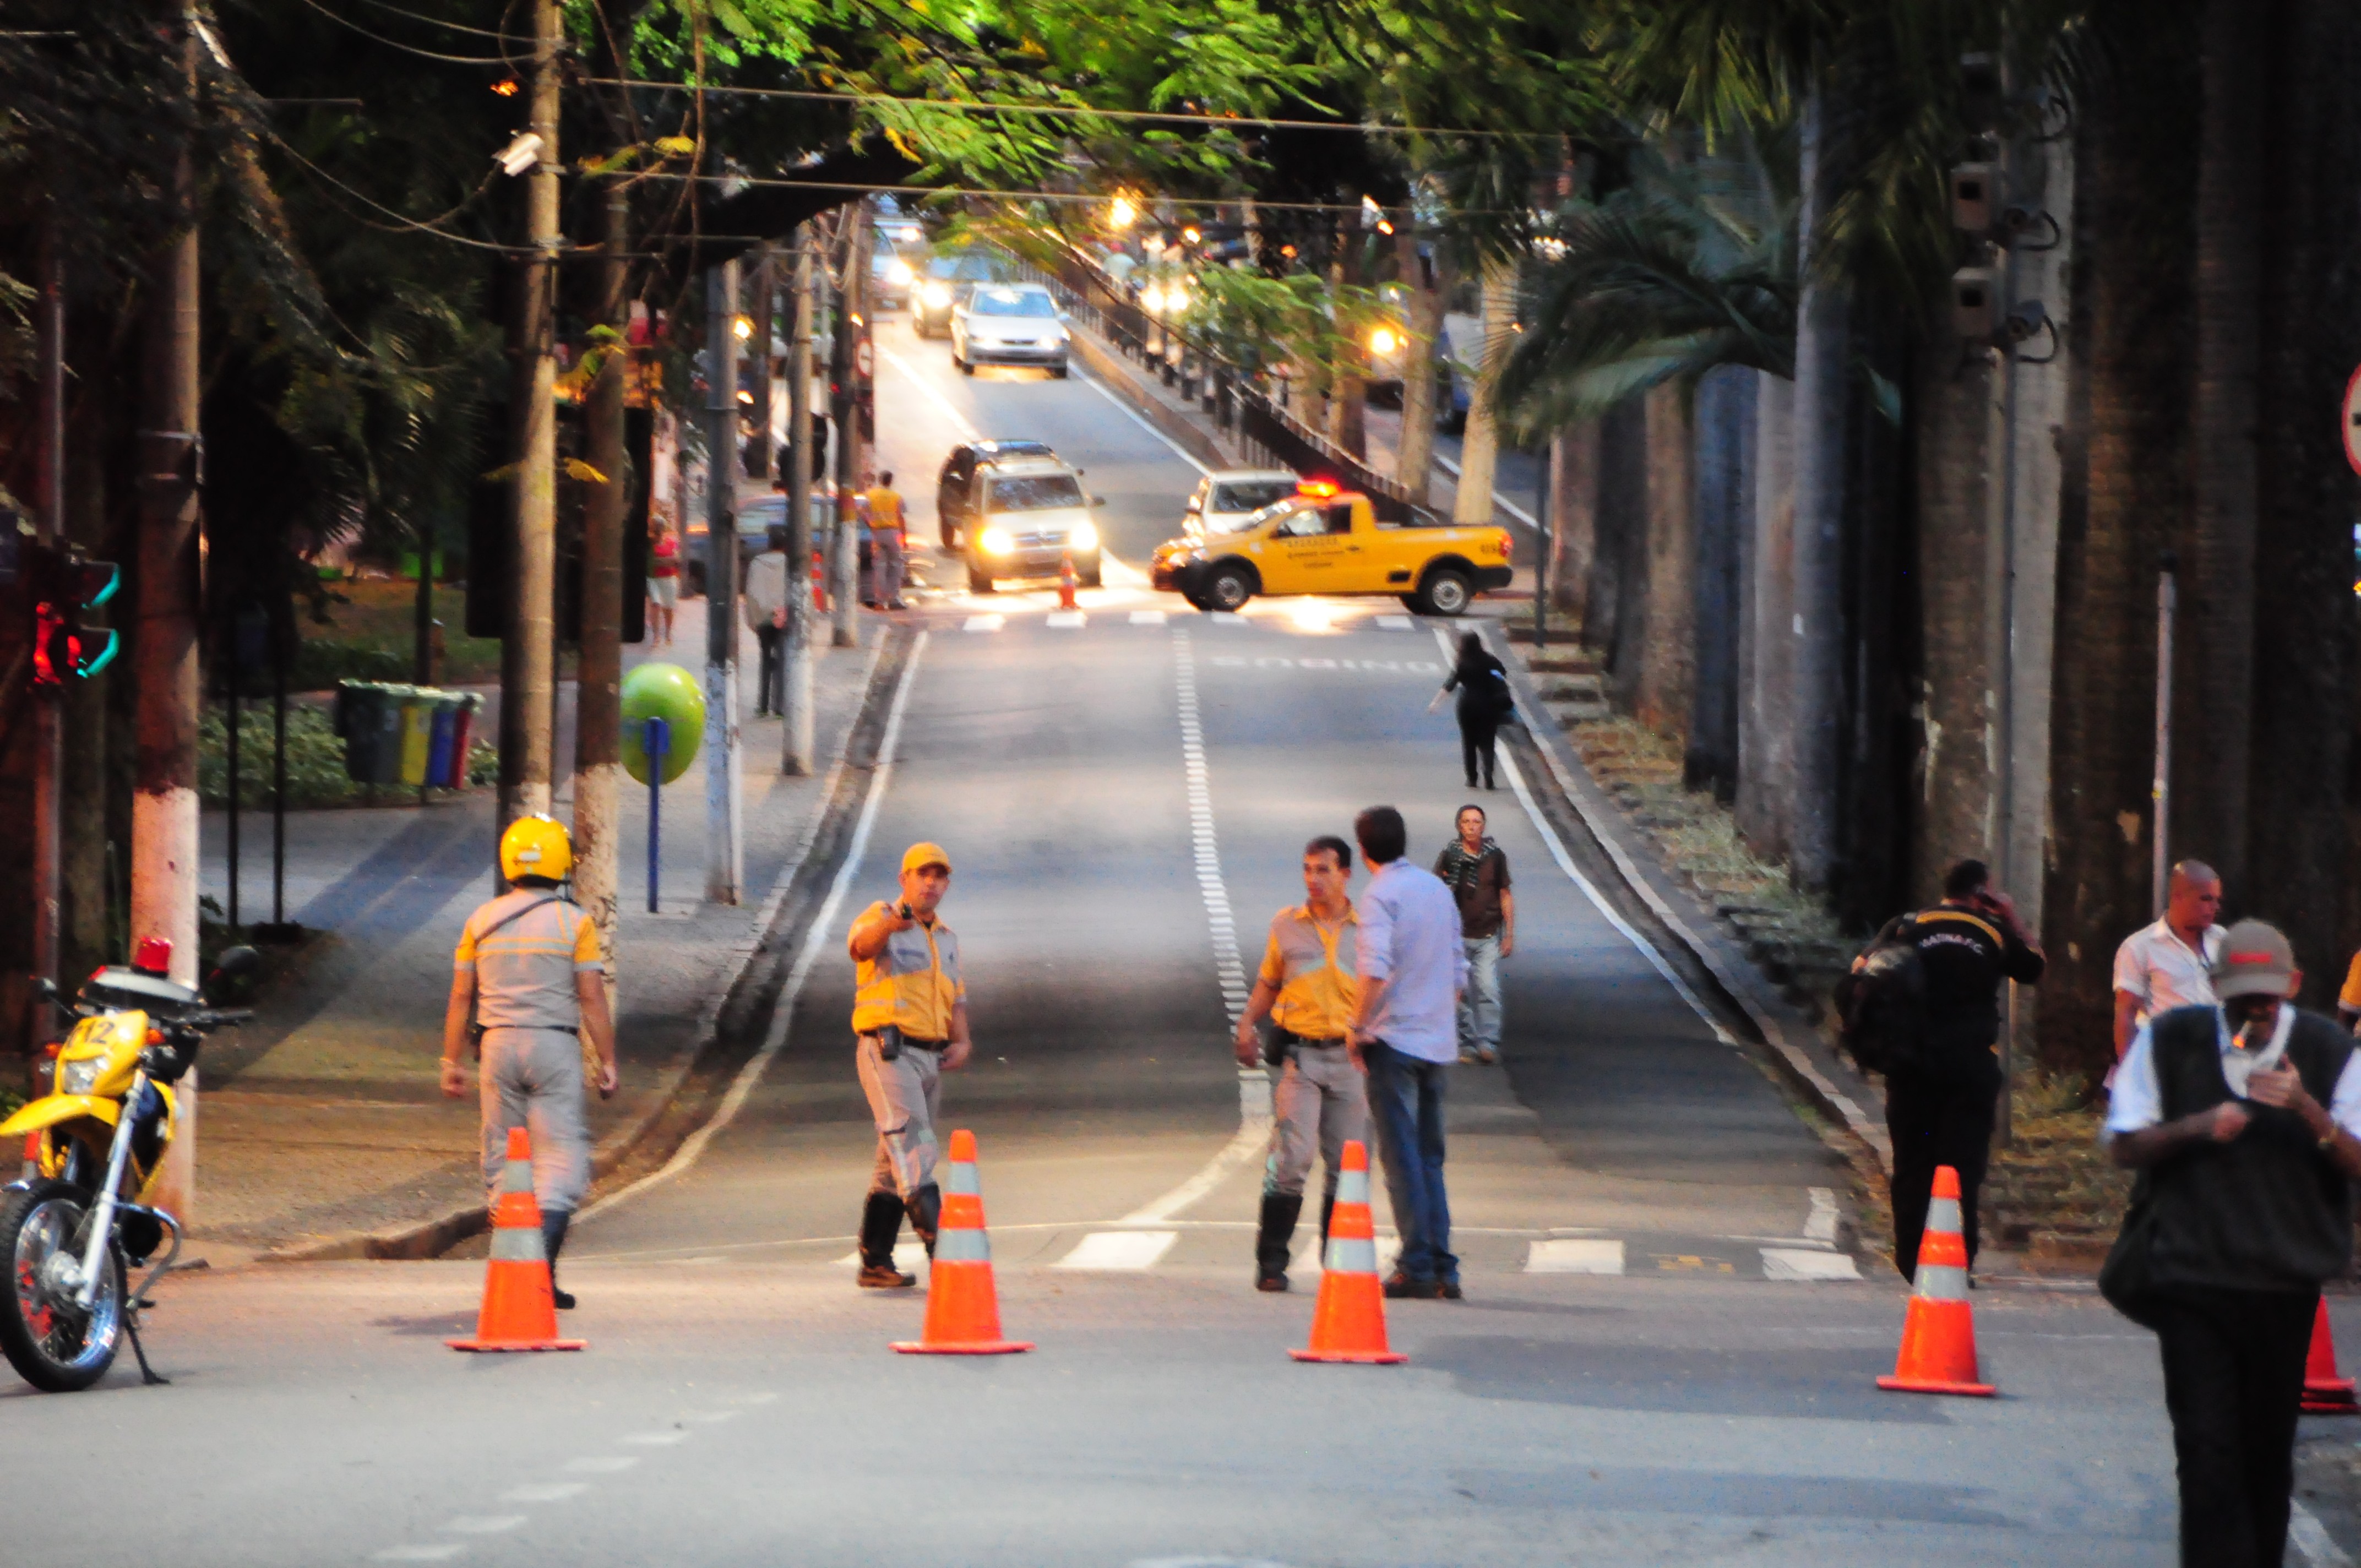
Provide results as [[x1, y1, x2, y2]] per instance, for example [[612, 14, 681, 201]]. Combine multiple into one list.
[[1348, 804, 1467, 1300]]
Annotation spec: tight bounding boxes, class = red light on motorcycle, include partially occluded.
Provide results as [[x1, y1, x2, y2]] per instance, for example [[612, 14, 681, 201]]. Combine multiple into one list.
[[40, 1042, 60, 1061], [133, 935, 172, 975], [147, 1028, 166, 1046]]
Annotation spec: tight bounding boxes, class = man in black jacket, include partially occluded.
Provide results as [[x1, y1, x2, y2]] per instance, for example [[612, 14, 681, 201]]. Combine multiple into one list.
[[1875, 858, 2044, 1280], [2108, 919, 2361, 1568]]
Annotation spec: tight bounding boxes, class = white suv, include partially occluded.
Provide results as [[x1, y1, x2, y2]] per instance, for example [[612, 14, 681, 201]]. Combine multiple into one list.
[[951, 284, 1071, 377], [1184, 470, 1302, 536], [964, 457, 1105, 594]]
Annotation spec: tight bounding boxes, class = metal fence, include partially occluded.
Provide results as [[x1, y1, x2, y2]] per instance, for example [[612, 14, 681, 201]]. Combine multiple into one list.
[[1038, 248, 1442, 525]]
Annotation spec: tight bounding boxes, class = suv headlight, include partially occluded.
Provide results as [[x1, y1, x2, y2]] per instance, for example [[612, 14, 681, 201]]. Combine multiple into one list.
[[922, 281, 954, 308], [59, 1057, 102, 1095], [1069, 520, 1099, 552], [979, 526, 1014, 556], [886, 259, 915, 285]]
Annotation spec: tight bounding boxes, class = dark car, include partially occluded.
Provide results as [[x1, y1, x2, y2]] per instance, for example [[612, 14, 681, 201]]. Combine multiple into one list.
[[914, 251, 1014, 338], [935, 438, 1057, 548]]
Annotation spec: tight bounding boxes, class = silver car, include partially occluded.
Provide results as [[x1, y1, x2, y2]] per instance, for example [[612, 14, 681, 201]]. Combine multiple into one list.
[[1184, 470, 1302, 536], [964, 459, 1105, 594], [951, 284, 1071, 377]]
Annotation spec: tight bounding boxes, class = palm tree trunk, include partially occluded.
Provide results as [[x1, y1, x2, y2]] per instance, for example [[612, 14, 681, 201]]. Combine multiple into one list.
[[1595, 399, 1647, 706], [2178, 0, 2267, 896], [1688, 367, 1751, 798], [1636, 382, 1696, 744], [2037, 12, 2200, 1084], [1787, 86, 1852, 892], [1394, 222, 1438, 504], [1453, 258, 1516, 523], [1551, 420, 1600, 626], [2248, 0, 2361, 999], [1738, 369, 1797, 862]]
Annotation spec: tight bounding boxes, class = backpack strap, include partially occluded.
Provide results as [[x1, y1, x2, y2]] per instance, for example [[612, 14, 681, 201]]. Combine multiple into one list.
[[1912, 908, 2005, 947]]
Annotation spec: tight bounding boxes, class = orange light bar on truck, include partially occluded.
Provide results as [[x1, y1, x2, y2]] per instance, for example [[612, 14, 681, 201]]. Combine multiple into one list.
[[1297, 478, 1341, 498]]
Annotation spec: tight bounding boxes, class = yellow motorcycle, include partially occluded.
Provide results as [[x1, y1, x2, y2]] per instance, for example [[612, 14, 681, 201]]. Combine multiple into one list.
[[0, 940, 255, 1391]]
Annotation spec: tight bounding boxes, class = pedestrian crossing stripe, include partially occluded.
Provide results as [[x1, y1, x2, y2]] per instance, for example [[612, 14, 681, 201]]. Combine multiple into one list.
[[1375, 615, 1415, 629], [1760, 1248, 1862, 1282], [1045, 611, 1086, 628], [1056, 1231, 1179, 1270], [1129, 610, 1168, 625], [962, 614, 1005, 633], [1525, 1238, 1625, 1275]]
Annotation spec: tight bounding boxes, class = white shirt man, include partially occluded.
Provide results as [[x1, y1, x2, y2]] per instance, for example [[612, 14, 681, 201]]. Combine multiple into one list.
[[2113, 859, 2226, 1063]]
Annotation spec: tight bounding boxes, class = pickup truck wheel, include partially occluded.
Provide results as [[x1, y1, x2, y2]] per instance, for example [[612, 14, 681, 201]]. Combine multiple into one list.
[[1415, 567, 1473, 617], [1204, 564, 1254, 612]]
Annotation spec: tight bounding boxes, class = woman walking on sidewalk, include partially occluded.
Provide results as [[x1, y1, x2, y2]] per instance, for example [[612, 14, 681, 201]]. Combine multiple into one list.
[[1431, 630, 1513, 790]]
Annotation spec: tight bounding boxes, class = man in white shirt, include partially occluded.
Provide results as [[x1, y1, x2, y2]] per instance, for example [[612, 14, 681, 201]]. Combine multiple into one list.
[[743, 524, 790, 716], [2112, 859, 2224, 1061]]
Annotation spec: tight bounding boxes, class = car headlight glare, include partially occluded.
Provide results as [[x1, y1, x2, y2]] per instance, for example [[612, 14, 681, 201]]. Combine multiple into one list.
[[886, 259, 915, 285], [59, 1057, 101, 1095], [922, 281, 954, 307], [979, 527, 1014, 556], [1069, 521, 1098, 552]]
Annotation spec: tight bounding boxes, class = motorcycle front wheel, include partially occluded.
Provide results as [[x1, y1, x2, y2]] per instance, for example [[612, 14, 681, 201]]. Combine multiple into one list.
[[0, 1183, 124, 1392]]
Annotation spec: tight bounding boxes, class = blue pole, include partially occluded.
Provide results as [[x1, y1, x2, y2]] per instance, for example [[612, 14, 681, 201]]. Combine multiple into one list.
[[645, 716, 669, 913]]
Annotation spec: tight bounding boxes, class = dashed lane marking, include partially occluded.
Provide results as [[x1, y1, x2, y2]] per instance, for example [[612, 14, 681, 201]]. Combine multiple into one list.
[[1805, 1186, 1840, 1244], [1056, 1231, 1181, 1270], [1525, 1239, 1626, 1276], [499, 1484, 587, 1504], [561, 1457, 638, 1474], [1760, 1248, 1863, 1282], [1206, 655, 1440, 673], [1375, 615, 1415, 630], [1045, 610, 1086, 628], [374, 1548, 463, 1562], [442, 1517, 526, 1535], [619, 1431, 690, 1447], [1130, 609, 1168, 625], [962, 614, 1005, 633], [579, 633, 932, 1223]]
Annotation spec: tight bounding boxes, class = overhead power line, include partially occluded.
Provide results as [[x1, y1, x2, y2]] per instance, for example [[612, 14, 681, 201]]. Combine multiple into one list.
[[581, 77, 1553, 140], [620, 170, 1483, 219]]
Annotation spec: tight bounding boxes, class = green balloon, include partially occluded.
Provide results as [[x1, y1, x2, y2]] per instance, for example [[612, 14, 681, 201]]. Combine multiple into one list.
[[621, 661, 706, 785]]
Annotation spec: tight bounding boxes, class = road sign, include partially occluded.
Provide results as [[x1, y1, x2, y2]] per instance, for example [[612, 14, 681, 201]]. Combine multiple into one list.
[[2344, 364, 2361, 475], [855, 336, 874, 380]]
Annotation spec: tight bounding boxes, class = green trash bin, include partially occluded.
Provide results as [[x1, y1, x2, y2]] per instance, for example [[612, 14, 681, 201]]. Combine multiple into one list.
[[369, 684, 414, 785], [339, 681, 387, 782]]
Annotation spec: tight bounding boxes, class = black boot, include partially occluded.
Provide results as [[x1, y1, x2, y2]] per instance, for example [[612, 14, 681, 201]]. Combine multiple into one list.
[[857, 1190, 915, 1288], [904, 1183, 943, 1259], [541, 1209, 575, 1310], [1255, 1193, 1303, 1292], [1320, 1193, 1336, 1246]]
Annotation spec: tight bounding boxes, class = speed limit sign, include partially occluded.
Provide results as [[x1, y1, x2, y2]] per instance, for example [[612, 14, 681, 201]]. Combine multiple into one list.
[[856, 337, 874, 380], [2344, 364, 2361, 475]]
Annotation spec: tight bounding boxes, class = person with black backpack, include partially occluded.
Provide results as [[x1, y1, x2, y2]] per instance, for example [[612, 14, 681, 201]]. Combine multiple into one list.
[[1431, 630, 1514, 790], [1841, 858, 2044, 1282]]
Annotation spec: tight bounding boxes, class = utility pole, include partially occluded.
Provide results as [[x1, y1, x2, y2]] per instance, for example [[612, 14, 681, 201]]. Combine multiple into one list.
[[830, 211, 867, 647], [573, 181, 628, 991], [703, 259, 743, 903], [748, 245, 775, 483], [133, 8, 203, 1219], [781, 235, 817, 775], [30, 222, 65, 1021], [497, 0, 562, 869]]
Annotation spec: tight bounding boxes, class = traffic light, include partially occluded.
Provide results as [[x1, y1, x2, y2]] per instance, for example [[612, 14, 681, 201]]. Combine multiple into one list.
[[29, 546, 119, 685]]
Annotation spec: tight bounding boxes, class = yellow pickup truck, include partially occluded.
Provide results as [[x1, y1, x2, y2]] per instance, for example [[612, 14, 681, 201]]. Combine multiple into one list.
[[1151, 482, 1513, 615]]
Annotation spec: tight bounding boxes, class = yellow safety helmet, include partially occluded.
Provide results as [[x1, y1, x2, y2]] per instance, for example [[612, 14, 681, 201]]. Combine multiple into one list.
[[501, 814, 574, 883]]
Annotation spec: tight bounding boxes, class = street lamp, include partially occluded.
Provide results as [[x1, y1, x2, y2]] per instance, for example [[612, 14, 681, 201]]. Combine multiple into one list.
[[1368, 326, 1400, 356]]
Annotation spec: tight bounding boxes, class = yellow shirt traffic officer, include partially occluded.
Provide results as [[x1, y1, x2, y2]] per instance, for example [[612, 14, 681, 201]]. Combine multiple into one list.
[[1232, 834, 1370, 1293], [845, 841, 971, 1288]]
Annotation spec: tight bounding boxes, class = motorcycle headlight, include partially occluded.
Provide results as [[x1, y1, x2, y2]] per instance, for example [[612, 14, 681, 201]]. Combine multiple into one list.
[[922, 281, 954, 308], [1068, 521, 1099, 552], [59, 1057, 101, 1096], [979, 527, 1014, 556]]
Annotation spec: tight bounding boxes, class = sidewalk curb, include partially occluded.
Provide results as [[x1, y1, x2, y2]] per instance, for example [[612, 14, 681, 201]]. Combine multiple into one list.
[[258, 629, 902, 1264], [1490, 638, 1892, 1174]]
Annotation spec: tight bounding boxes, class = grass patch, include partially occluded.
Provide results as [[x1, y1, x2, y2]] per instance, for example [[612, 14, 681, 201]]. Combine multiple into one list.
[[199, 703, 495, 809], [288, 578, 516, 690]]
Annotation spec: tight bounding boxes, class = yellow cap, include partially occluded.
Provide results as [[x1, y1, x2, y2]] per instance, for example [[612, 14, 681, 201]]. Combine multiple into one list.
[[501, 814, 574, 883], [901, 841, 952, 875]]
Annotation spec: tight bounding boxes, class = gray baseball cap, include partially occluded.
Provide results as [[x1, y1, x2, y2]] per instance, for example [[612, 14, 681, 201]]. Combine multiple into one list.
[[2211, 918, 2296, 1001]]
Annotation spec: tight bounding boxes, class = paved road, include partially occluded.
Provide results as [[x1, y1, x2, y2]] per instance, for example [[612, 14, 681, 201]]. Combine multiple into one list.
[[1, 313, 2212, 1566]]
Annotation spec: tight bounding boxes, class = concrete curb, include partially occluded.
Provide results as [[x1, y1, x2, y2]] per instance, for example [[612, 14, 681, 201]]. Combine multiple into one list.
[[257, 630, 902, 1264], [1489, 636, 1892, 1174], [1068, 330, 1234, 470]]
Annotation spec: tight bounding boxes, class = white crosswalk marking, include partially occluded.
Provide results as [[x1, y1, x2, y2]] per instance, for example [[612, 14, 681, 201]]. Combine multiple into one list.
[[1209, 611, 1244, 624], [1045, 610, 1086, 628], [1129, 610, 1168, 625], [962, 614, 1005, 633], [1056, 1231, 1179, 1270], [1805, 1187, 1840, 1244], [1375, 615, 1415, 629], [1760, 1248, 1862, 1282], [1526, 1239, 1626, 1275], [834, 1240, 928, 1273]]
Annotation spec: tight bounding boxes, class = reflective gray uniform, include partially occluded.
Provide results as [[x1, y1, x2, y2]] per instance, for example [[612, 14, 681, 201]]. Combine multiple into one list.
[[455, 890, 603, 1215]]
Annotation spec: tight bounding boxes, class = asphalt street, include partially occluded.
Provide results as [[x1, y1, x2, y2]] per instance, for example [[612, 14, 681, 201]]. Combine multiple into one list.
[[0, 312, 2215, 1566]]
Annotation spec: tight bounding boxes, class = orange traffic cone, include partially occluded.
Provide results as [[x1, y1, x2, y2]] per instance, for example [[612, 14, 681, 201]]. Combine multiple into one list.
[[1290, 1140, 1407, 1365], [448, 1128, 585, 1353], [21, 1131, 38, 1181], [893, 1130, 1033, 1355], [2303, 1298, 2358, 1413], [1876, 1165, 1993, 1396], [1058, 552, 1079, 609]]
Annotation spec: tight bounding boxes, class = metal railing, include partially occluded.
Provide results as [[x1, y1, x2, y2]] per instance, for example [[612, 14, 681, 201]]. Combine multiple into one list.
[[1036, 248, 1444, 526]]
